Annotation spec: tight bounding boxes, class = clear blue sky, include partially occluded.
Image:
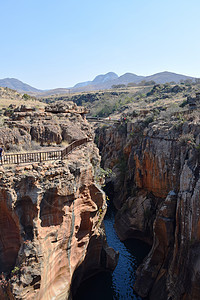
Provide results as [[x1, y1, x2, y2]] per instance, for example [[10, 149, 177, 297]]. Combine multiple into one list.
[[1, 0, 200, 89]]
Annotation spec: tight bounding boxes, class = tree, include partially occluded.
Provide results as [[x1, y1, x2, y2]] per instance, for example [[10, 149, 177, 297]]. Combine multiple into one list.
[[22, 93, 31, 100], [111, 84, 126, 89]]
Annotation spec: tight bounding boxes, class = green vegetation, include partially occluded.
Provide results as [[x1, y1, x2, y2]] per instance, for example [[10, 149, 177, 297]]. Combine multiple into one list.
[[195, 144, 200, 154], [95, 167, 112, 185], [11, 266, 20, 275], [22, 93, 32, 100], [41, 86, 151, 118], [178, 133, 195, 146], [0, 87, 45, 109], [40, 81, 200, 123], [112, 84, 126, 89], [143, 114, 154, 127]]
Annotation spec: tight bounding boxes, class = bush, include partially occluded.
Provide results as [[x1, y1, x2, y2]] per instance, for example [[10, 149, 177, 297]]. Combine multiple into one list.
[[178, 133, 194, 146], [112, 84, 126, 89], [143, 115, 154, 127], [95, 167, 112, 185], [159, 104, 184, 120], [11, 266, 20, 274], [195, 144, 200, 153], [97, 104, 114, 117], [22, 94, 32, 100], [179, 100, 188, 108]]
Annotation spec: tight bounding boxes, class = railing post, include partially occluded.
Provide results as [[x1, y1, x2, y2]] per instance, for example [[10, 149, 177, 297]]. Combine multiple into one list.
[[3, 138, 90, 165]]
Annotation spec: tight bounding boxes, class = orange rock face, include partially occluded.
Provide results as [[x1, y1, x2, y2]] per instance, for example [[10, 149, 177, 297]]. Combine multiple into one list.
[[0, 143, 117, 300], [134, 148, 176, 198], [98, 117, 200, 299]]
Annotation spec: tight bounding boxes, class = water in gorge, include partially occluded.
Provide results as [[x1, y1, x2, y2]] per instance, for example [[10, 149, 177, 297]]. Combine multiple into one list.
[[74, 201, 151, 300]]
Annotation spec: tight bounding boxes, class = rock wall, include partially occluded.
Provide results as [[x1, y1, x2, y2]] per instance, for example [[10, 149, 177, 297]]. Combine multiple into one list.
[[97, 115, 200, 300], [0, 107, 118, 299], [3, 102, 93, 150]]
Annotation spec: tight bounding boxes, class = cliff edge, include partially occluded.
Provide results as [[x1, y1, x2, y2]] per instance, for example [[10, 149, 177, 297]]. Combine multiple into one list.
[[0, 102, 118, 299], [97, 106, 200, 299]]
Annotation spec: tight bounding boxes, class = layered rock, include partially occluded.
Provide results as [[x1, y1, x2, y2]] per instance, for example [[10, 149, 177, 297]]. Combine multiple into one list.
[[4, 102, 92, 149], [0, 104, 118, 299], [97, 112, 200, 299], [0, 127, 31, 150]]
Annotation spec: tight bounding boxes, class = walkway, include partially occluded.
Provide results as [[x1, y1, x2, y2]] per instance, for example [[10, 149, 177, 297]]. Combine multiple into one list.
[[2, 138, 90, 165], [86, 117, 120, 124]]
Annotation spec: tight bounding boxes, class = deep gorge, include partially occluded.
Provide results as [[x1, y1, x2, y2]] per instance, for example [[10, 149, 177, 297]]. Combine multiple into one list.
[[92, 112, 200, 300], [0, 101, 200, 300], [73, 199, 151, 300]]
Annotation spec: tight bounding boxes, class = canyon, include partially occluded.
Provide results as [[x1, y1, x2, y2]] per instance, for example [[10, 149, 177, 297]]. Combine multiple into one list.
[[0, 87, 200, 300], [0, 102, 118, 299], [97, 105, 200, 299]]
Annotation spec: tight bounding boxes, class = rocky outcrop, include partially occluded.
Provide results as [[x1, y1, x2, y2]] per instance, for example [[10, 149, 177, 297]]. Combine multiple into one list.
[[0, 145, 118, 300], [97, 112, 200, 299], [0, 127, 31, 150], [0, 105, 118, 299], [4, 102, 92, 149], [115, 191, 155, 244]]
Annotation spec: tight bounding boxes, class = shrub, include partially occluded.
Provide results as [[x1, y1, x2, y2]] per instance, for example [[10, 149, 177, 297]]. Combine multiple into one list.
[[95, 167, 112, 184], [195, 144, 200, 153], [112, 84, 126, 89], [22, 94, 32, 100], [96, 104, 114, 117], [11, 266, 20, 274], [178, 133, 194, 146], [159, 104, 184, 120], [180, 100, 188, 108], [143, 115, 154, 127]]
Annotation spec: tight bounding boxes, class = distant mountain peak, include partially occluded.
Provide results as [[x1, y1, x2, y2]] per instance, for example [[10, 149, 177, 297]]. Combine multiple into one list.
[[92, 72, 118, 84], [74, 72, 118, 88], [0, 70, 198, 95], [0, 78, 41, 93]]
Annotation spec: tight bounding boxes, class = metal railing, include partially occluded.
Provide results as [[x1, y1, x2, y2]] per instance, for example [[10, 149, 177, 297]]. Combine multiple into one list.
[[86, 117, 120, 124], [61, 137, 89, 158], [2, 138, 90, 165]]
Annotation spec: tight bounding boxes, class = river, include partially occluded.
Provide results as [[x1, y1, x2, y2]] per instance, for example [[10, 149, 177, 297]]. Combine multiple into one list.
[[74, 201, 150, 300]]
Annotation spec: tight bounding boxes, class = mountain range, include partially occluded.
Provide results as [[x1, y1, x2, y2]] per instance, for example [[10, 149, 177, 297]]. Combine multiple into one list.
[[0, 78, 42, 93], [73, 71, 196, 91], [0, 71, 197, 95]]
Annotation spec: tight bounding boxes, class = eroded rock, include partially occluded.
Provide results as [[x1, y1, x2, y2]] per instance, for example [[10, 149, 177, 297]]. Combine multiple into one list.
[[0, 105, 118, 299], [98, 112, 200, 299]]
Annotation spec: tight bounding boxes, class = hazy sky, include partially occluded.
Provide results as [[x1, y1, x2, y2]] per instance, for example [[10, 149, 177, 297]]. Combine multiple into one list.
[[1, 0, 200, 89]]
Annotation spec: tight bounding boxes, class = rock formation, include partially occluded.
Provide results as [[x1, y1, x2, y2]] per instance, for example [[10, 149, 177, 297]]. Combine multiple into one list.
[[2, 102, 91, 149], [0, 103, 118, 299], [97, 110, 200, 299]]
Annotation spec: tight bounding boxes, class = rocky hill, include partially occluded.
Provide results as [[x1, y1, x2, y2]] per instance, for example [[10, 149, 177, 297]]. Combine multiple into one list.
[[0, 86, 23, 100], [0, 78, 42, 93], [0, 87, 45, 113]]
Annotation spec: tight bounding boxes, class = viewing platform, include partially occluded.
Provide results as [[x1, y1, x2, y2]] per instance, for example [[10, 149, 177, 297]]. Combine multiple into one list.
[[1, 138, 90, 165]]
